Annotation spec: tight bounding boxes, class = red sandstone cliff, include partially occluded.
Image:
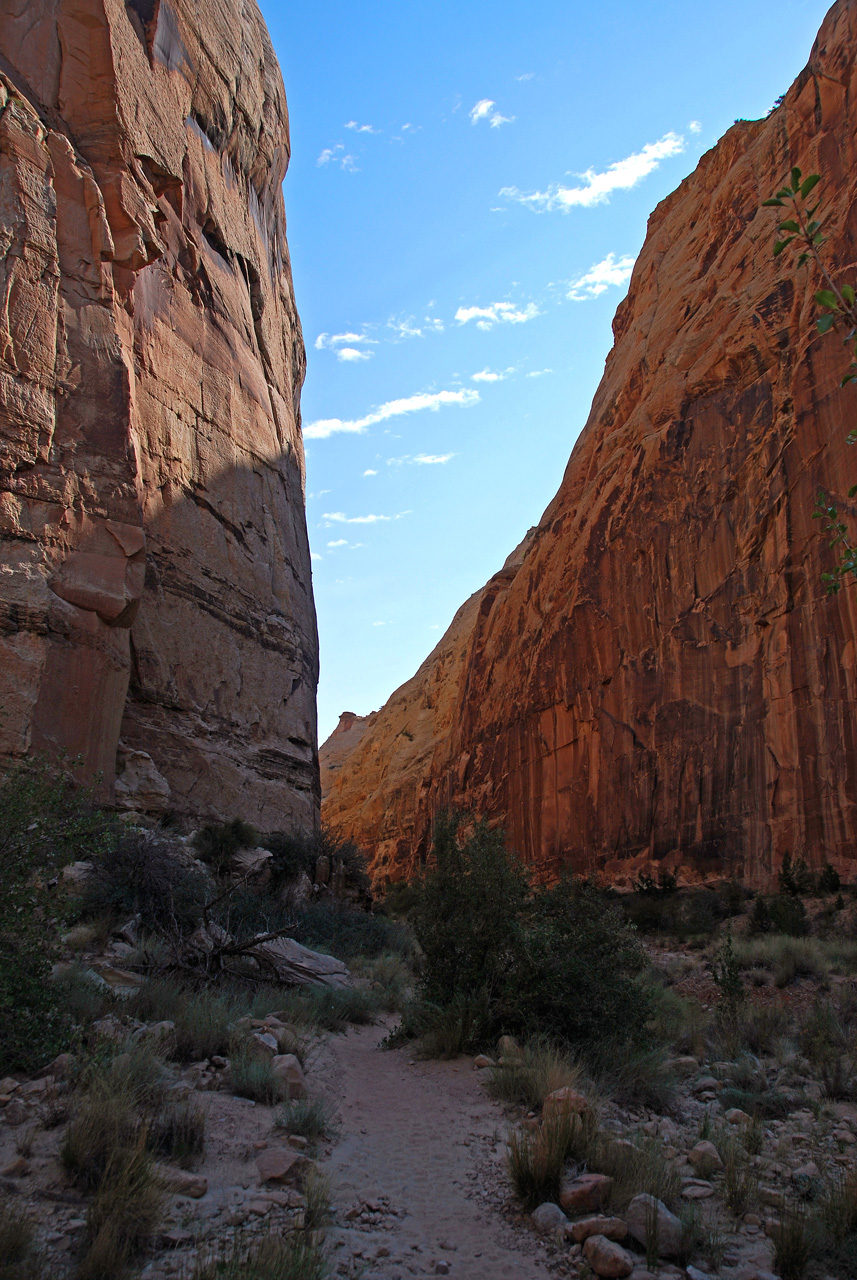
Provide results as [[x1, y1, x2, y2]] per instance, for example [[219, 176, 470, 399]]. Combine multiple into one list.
[[0, 0, 318, 828], [322, 0, 857, 888]]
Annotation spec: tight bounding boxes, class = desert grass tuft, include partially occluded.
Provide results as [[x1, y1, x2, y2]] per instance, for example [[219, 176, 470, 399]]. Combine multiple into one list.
[[486, 1038, 582, 1111], [191, 1233, 328, 1280], [275, 1097, 333, 1142], [720, 1132, 758, 1214], [77, 1138, 164, 1279], [303, 1167, 332, 1232], [147, 1099, 206, 1167], [228, 1045, 281, 1105], [771, 1201, 813, 1280], [0, 1193, 44, 1280], [507, 1113, 576, 1210], [598, 1135, 682, 1213]]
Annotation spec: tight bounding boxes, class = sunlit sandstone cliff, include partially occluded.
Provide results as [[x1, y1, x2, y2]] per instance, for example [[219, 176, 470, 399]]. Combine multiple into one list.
[[322, 0, 857, 888], [0, 0, 318, 828]]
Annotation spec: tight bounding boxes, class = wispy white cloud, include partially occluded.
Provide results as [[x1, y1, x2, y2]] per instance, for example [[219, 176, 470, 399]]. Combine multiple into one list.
[[387, 314, 445, 341], [327, 538, 348, 547], [526, 368, 553, 378], [471, 367, 514, 383], [345, 120, 377, 133], [310, 551, 322, 562], [567, 252, 636, 301], [689, 120, 702, 134], [316, 143, 359, 171], [455, 301, 539, 330], [323, 511, 410, 524], [362, 468, 377, 477], [387, 453, 456, 467], [305, 388, 480, 440], [470, 99, 514, 128], [500, 132, 685, 211], [516, 72, 534, 81], [337, 347, 373, 362]]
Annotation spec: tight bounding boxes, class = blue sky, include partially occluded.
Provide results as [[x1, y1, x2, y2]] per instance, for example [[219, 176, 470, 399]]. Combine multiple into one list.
[[259, 0, 832, 744]]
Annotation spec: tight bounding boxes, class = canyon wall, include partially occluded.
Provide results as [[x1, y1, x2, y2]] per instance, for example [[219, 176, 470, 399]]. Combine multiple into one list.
[[322, 0, 857, 888], [0, 0, 319, 829]]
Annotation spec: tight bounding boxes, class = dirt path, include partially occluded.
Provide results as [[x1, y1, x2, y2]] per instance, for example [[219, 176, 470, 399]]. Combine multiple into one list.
[[318, 1019, 548, 1280]]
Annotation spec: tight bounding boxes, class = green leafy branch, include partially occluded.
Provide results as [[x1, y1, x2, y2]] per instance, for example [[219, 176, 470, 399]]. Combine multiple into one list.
[[765, 167, 857, 592]]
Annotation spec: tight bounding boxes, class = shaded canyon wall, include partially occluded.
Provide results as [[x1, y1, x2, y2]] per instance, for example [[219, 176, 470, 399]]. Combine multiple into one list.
[[322, 0, 857, 887], [0, 0, 319, 829]]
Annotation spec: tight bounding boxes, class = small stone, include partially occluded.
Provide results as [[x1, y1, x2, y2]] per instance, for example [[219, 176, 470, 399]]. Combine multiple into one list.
[[288, 1134, 308, 1150], [473, 1055, 494, 1069], [570, 1216, 628, 1243], [247, 1199, 273, 1215], [256, 1147, 313, 1186], [0, 1078, 20, 1095], [560, 1173, 613, 1214], [726, 1108, 752, 1125], [686, 1268, 712, 1280], [435, 1263, 450, 1276], [681, 1181, 714, 1200], [0, 1156, 29, 1177], [664, 1056, 698, 1077], [155, 1165, 208, 1198], [497, 1035, 521, 1061], [531, 1202, 568, 1234], [689, 1140, 723, 1173], [692, 1077, 719, 1094], [583, 1234, 634, 1278], [161, 1228, 194, 1247]]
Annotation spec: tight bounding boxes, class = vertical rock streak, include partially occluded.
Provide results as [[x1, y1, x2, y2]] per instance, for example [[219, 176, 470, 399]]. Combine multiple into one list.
[[0, 0, 319, 829], [322, 0, 857, 886]]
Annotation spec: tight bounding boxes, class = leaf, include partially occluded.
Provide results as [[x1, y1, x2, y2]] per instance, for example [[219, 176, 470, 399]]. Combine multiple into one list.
[[817, 315, 836, 334], [778, 219, 800, 233], [815, 289, 839, 309], [791, 166, 802, 190], [849, 485, 857, 498], [843, 284, 856, 306], [798, 252, 809, 266], [842, 372, 857, 386], [762, 198, 785, 207], [774, 237, 796, 256], [800, 174, 821, 198]]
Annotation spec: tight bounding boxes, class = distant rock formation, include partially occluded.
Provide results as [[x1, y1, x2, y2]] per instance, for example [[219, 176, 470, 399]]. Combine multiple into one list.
[[322, 0, 857, 887], [0, 0, 318, 830]]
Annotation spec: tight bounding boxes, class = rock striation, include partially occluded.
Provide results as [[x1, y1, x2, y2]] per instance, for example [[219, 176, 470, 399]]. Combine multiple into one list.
[[0, 0, 318, 828], [322, 0, 857, 886]]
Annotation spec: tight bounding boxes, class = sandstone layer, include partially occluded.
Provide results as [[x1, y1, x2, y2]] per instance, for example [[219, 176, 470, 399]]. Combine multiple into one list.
[[322, 0, 857, 887], [0, 0, 318, 828]]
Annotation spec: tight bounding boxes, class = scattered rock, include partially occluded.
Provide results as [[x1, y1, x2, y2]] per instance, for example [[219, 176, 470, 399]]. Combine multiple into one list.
[[543, 1085, 588, 1122], [531, 1202, 568, 1234], [473, 1055, 494, 1069], [625, 1194, 684, 1257], [248, 1031, 280, 1060], [570, 1216, 628, 1243], [664, 1056, 698, 1077], [3, 1099, 30, 1127], [256, 1148, 314, 1186], [560, 1173, 613, 1214], [271, 1053, 307, 1099], [288, 1135, 309, 1150], [688, 1140, 723, 1173], [155, 1165, 208, 1198], [726, 1108, 751, 1125], [686, 1268, 713, 1280], [0, 1156, 29, 1177], [681, 1180, 714, 1200], [583, 1234, 635, 1278]]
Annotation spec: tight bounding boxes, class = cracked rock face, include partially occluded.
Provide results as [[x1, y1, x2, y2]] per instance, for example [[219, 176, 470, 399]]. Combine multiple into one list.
[[0, 0, 318, 828], [322, 0, 857, 886]]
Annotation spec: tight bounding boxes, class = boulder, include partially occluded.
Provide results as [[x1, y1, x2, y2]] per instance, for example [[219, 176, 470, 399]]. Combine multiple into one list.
[[249, 937, 351, 989], [3, 1099, 31, 1127], [583, 1235, 635, 1278], [531, 1202, 568, 1234], [625, 1194, 684, 1257], [256, 1148, 315, 1186], [155, 1165, 208, 1198], [560, 1173, 613, 1214], [688, 1140, 724, 1174], [271, 1054, 307, 1099]]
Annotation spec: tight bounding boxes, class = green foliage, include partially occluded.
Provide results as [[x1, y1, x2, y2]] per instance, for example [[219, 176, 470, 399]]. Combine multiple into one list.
[[709, 928, 744, 1020], [0, 757, 118, 1075], [800, 1000, 856, 1099], [192, 818, 259, 874], [413, 811, 530, 1009], [750, 894, 772, 934], [778, 852, 815, 896], [765, 168, 857, 591], [768, 894, 810, 939], [275, 1097, 333, 1141], [508, 875, 651, 1056], [84, 830, 210, 935], [632, 867, 678, 895], [228, 1045, 281, 1105], [819, 862, 842, 894]]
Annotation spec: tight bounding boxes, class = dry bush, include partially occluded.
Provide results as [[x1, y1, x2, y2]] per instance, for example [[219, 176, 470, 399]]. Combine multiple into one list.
[[147, 1099, 206, 1167], [0, 1193, 44, 1280], [597, 1135, 682, 1213], [720, 1132, 759, 1214], [275, 1098, 333, 1142], [770, 1202, 813, 1280], [192, 1233, 328, 1280]]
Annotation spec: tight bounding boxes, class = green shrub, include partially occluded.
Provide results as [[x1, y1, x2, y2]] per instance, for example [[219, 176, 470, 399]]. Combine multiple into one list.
[[0, 758, 118, 1074], [768, 894, 810, 938], [779, 853, 815, 897], [800, 1001, 856, 1098], [819, 863, 842, 894], [503, 874, 652, 1058], [83, 830, 209, 935], [228, 1046, 281, 1105], [275, 1098, 332, 1141], [413, 812, 530, 1009], [192, 819, 259, 874], [750, 895, 773, 935], [390, 993, 494, 1058]]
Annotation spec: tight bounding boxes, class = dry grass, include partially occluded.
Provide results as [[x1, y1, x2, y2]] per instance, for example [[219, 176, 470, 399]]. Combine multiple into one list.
[[0, 1193, 44, 1280], [77, 1137, 164, 1279], [597, 1135, 682, 1214], [147, 1099, 206, 1167], [228, 1045, 281, 1105], [507, 1112, 577, 1210], [720, 1132, 759, 1214], [192, 1233, 328, 1280], [487, 1039, 583, 1111], [275, 1097, 333, 1142], [770, 1202, 813, 1280]]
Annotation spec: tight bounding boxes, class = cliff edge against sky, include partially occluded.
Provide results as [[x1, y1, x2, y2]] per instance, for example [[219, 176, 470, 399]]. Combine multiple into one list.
[[322, 0, 857, 888]]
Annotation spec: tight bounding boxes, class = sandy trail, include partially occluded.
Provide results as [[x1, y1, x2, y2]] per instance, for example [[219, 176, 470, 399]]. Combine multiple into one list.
[[319, 1019, 547, 1280]]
